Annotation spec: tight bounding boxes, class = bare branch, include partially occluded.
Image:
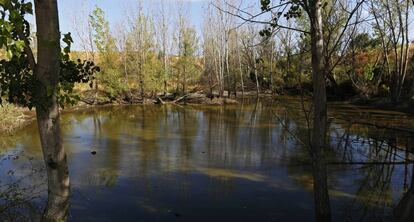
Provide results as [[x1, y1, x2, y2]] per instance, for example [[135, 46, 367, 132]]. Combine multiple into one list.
[[211, 2, 310, 34]]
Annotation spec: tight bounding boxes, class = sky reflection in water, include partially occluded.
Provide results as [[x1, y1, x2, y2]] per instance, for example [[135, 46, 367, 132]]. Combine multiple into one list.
[[0, 98, 413, 221]]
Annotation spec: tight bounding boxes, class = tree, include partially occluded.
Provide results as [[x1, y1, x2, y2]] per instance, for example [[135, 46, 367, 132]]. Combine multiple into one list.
[[202, 11, 216, 95], [114, 22, 132, 100], [89, 6, 117, 65], [235, 31, 245, 95], [202, 4, 222, 96], [33, 1, 69, 220], [307, 2, 332, 220], [89, 6, 122, 101], [223, 0, 365, 220], [126, 3, 155, 99], [175, 23, 199, 94], [173, 2, 199, 95], [155, 0, 172, 95], [204, 1, 237, 97], [369, 0, 412, 103], [0, 1, 97, 221], [69, 2, 95, 61]]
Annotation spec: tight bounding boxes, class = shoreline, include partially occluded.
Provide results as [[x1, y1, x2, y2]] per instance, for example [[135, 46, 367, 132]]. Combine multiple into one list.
[[0, 104, 36, 135], [1, 92, 413, 135]]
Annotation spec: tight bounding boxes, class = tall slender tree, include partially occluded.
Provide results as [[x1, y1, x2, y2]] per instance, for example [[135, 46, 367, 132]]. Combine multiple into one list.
[[155, 0, 172, 95], [1, 1, 98, 221], [34, 1, 70, 220], [250, 0, 362, 220], [126, 2, 155, 99]]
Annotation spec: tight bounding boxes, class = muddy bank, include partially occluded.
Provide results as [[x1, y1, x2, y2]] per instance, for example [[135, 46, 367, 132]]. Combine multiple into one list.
[[78, 90, 241, 106], [0, 104, 36, 135], [3, 89, 413, 134], [348, 96, 414, 115], [0, 91, 242, 134]]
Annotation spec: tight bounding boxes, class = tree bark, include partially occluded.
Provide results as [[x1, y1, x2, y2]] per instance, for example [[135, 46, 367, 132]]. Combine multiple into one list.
[[34, 0, 70, 221], [309, 0, 331, 221], [226, 42, 231, 98], [183, 64, 187, 94], [253, 48, 260, 96], [236, 34, 244, 96], [270, 43, 274, 94]]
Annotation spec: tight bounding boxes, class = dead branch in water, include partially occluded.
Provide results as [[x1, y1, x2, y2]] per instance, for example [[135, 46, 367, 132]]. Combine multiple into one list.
[[156, 90, 205, 105]]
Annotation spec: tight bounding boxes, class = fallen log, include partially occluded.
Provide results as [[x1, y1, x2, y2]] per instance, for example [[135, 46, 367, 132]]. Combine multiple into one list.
[[156, 91, 205, 105], [155, 97, 165, 105]]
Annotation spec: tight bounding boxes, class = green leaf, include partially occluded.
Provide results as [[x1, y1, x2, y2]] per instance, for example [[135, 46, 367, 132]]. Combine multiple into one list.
[[6, 49, 12, 59], [22, 2, 33, 14], [63, 32, 73, 45], [15, 40, 25, 51]]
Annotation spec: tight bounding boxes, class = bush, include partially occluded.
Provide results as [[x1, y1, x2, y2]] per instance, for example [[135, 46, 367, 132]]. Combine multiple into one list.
[[97, 68, 128, 99]]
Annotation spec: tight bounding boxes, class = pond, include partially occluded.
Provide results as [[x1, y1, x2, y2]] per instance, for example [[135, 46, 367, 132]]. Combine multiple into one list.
[[1, 97, 414, 221]]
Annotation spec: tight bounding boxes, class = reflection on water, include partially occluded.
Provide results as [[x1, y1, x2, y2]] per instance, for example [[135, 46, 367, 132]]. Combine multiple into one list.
[[0, 97, 414, 221]]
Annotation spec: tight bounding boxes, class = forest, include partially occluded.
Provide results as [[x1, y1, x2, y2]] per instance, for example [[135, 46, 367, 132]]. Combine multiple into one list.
[[62, 0, 414, 108], [0, 0, 414, 222]]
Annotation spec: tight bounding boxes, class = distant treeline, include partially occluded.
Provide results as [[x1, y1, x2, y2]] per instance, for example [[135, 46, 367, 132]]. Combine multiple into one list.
[[3, 0, 413, 104]]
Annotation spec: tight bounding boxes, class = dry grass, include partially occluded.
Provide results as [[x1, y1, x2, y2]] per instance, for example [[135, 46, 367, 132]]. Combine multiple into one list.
[[0, 103, 32, 134]]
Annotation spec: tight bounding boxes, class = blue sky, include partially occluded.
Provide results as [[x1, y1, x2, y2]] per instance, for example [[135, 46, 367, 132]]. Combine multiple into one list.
[[58, 1, 210, 35], [55, 0, 217, 49], [28, 0, 413, 49]]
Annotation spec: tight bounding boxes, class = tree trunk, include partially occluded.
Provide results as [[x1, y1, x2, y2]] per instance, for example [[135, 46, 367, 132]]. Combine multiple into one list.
[[237, 39, 245, 96], [163, 23, 168, 95], [139, 61, 145, 100], [218, 48, 224, 97], [164, 55, 168, 95], [34, 0, 70, 221], [183, 67, 186, 94], [233, 68, 238, 98], [270, 45, 274, 94], [309, 1, 331, 221], [253, 49, 260, 96], [225, 46, 231, 98], [394, 164, 414, 222]]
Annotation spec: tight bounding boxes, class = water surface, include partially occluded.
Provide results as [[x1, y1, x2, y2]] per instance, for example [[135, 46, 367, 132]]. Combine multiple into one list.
[[1, 97, 414, 221]]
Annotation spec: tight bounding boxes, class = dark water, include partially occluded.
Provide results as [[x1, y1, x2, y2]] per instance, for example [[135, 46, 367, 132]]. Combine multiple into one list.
[[1, 97, 414, 221]]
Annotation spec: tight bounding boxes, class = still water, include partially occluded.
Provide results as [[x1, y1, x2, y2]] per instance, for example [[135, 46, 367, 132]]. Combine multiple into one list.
[[1, 97, 414, 221]]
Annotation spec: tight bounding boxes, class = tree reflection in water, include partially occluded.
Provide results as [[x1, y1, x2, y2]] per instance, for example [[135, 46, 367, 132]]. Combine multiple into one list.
[[394, 164, 414, 222], [0, 152, 46, 222], [0, 98, 413, 221]]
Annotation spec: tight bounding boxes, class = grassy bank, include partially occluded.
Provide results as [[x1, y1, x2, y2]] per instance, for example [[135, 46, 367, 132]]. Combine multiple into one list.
[[0, 104, 33, 135]]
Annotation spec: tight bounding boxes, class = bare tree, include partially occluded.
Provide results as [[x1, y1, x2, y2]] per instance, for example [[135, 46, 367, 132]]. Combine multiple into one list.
[[155, 0, 172, 95], [204, 1, 241, 97], [370, 0, 412, 103], [69, 2, 95, 61], [114, 22, 132, 99], [235, 31, 245, 95], [240, 24, 260, 96], [202, 11, 216, 95], [218, 0, 367, 221]]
